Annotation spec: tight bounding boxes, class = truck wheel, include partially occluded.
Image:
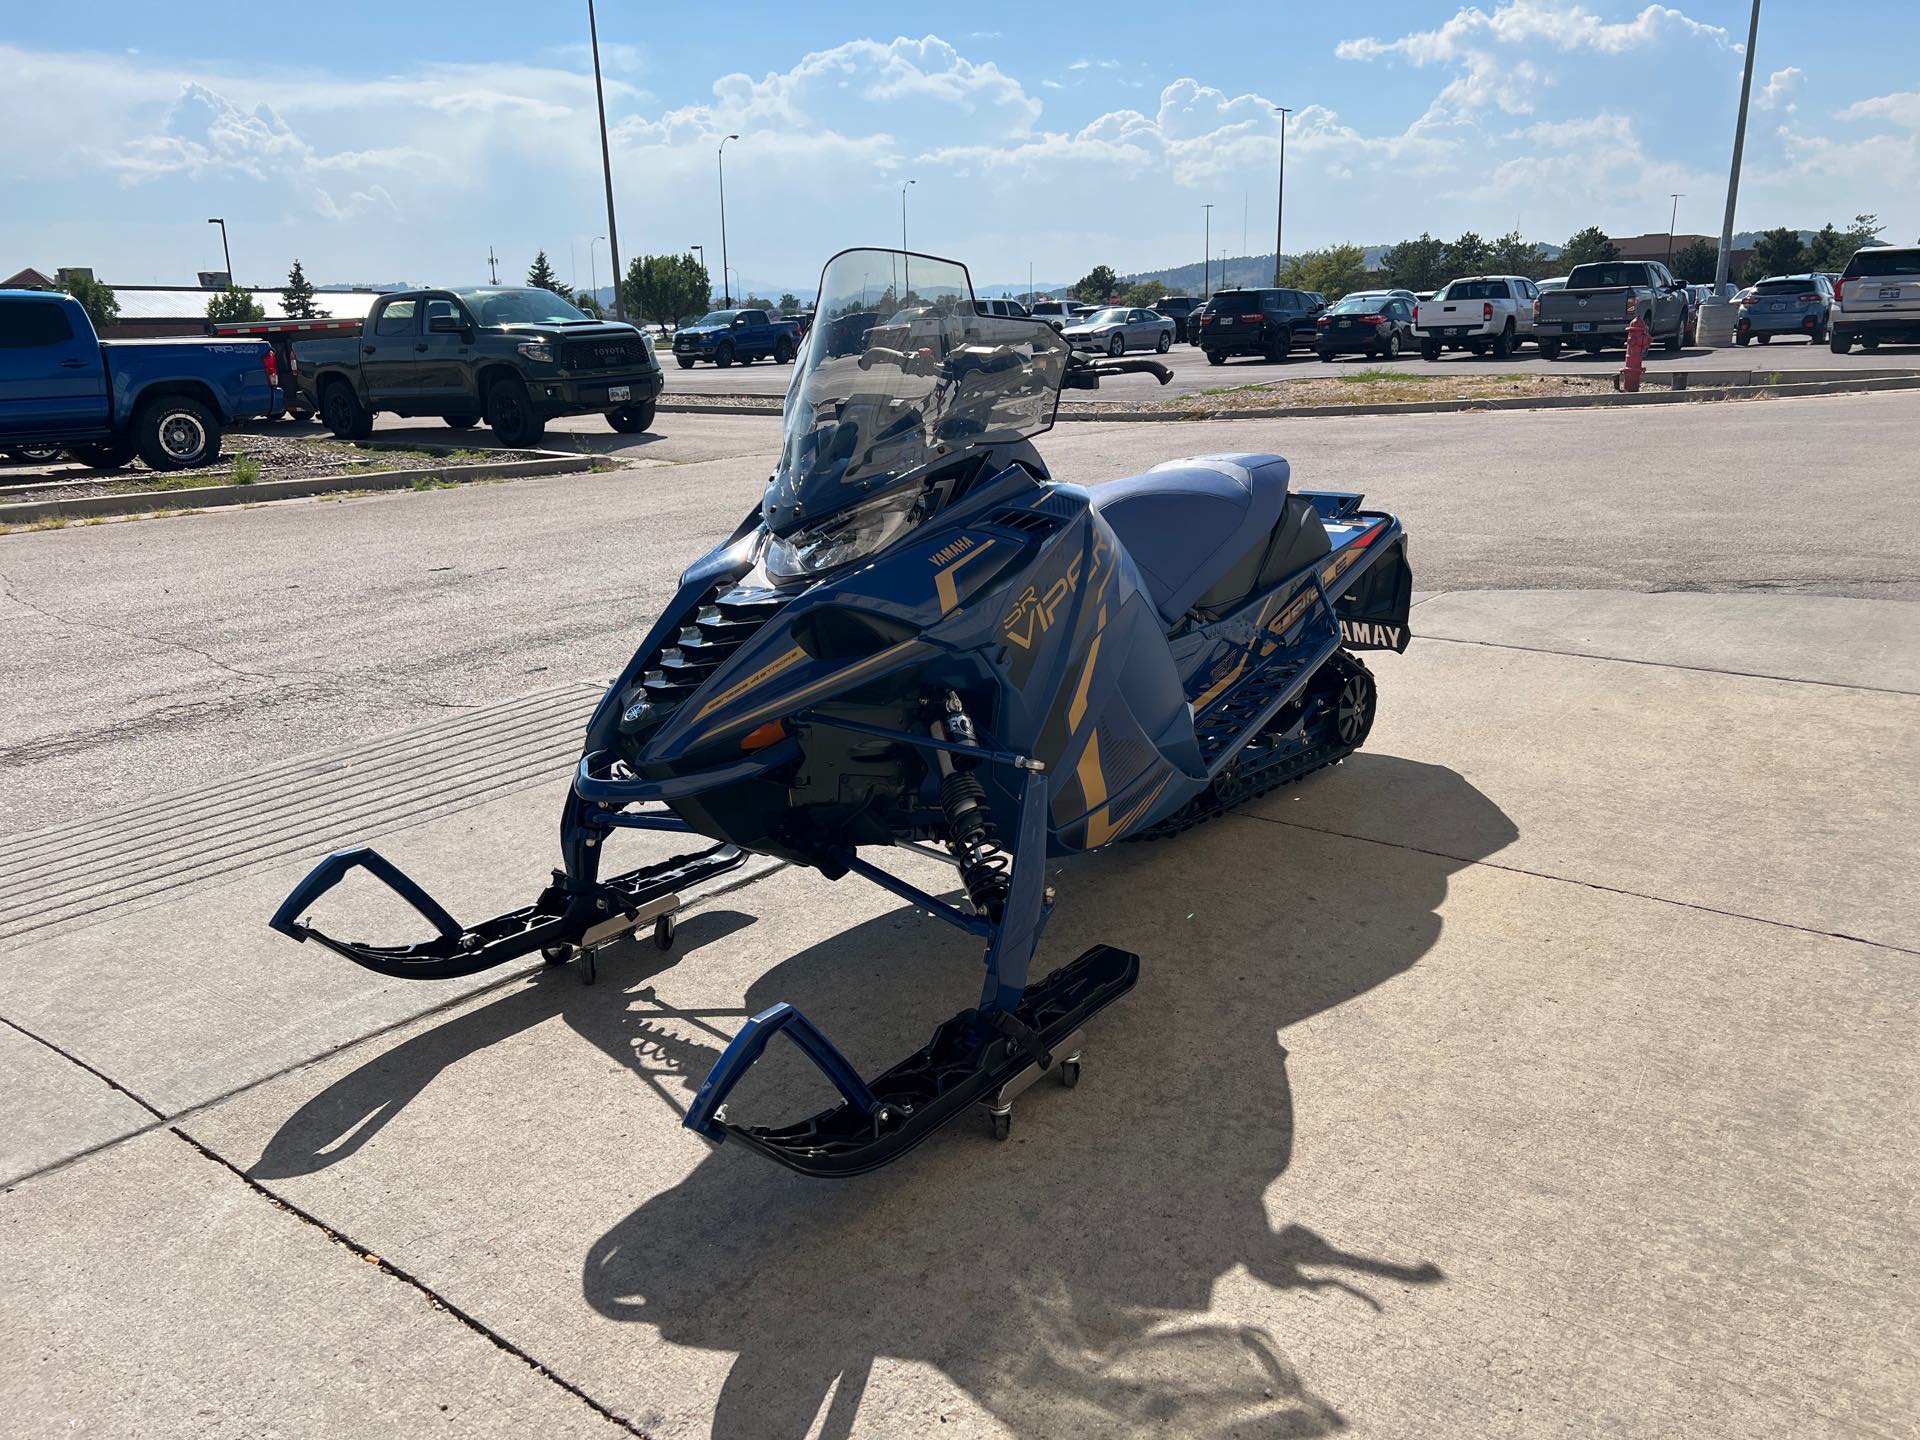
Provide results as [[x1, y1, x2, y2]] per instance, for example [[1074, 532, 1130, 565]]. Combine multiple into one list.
[[676, 357, 697, 370], [1205, 350, 1226, 366], [485, 377, 545, 448], [1756, 333, 1771, 345], [774, 338, 795, 364], [444, 415, 480, 430], [1538, 338, 1561, 360], [606, 402, 656, 434], [1665, 316, 1685, 353], [1492, 322, 1515, 359], [322, 381, 374, 441], [69, 441, 136, 470], [714, 343, 735, 369], [1419, 339, 1442, 361], [1830, 333, 1852, 355], [4, 445, 64, 464], [1862, 338, 1880, 351], [134, 395, 222, 471], [1735, 327, 1750, 346]]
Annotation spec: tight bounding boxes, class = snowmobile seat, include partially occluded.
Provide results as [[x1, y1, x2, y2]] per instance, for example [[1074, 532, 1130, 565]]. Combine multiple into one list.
[[1092, 453, 1325, 627]]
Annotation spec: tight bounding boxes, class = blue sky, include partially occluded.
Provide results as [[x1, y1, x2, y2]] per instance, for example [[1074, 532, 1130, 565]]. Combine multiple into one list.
[[5, 1, 1916, 296]]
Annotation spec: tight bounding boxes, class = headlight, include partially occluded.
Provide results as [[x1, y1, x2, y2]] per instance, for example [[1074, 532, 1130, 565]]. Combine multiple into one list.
[[517, 340, 553, 362], [765, 487, 923, 580]]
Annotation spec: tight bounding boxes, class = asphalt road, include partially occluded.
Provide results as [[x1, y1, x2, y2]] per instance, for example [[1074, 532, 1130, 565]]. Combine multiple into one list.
[[660, 330, 1920, 398], [3, 391, 1916, 834]]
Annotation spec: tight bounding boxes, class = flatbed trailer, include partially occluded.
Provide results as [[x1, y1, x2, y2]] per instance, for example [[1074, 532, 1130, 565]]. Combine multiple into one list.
[[207, 316, 363, 420]]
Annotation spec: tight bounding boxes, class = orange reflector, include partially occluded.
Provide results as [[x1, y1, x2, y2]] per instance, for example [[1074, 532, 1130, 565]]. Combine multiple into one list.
[[741, 719, 788, 751]]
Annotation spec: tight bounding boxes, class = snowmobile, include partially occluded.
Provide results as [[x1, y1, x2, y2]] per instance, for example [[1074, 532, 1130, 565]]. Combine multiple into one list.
[[270, 248, 1412, 1178]]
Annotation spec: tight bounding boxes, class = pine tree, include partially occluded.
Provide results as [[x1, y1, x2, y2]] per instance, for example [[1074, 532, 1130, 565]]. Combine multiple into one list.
[[281, 259, 329, 319], [526, 250, 573, 300]]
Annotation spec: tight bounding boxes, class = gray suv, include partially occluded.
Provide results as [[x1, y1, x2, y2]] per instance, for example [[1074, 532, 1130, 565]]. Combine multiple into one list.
[[1735, 274, 1833, 346]]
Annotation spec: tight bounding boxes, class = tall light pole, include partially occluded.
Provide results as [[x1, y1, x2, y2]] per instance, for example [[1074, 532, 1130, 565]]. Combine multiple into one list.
[[1665, 194, 1684, 266], [206, 218, 231, 284], [901, 179, 916, 298], [718, 133, 740, 305], [689, 244, 706, 303], [587, 0, 625, 318], [1715, 0, 1762, 299], [589, 235, 605, 309], [1202, 203, 1214, 298], [1272, 106, 1292, 286]]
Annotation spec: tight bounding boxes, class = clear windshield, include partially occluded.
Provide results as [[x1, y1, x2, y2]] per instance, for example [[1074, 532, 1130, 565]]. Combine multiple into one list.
[[454, 287, 590, 326], [693, 310, 740, 326], [764, 248, 1069, 535]]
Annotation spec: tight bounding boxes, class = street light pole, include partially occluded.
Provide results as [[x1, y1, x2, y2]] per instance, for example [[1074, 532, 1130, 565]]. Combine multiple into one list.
[[1202, 203, 1213, 298], [1714, 0, 1762, 299], [901, 179, 916, 297], [689, 244, 706, 304], [1666, 194, 1684, 266], [1272, 106, 1292, 286], [589, 235, 605, 310], [587, 0, 626, 319], [206, 218, 231, 284], [717, 134, 740, 305]]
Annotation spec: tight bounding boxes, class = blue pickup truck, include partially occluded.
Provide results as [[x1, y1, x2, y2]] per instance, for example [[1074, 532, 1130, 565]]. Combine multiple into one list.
[[0, 290, 282, 470], [670, 308, 801, 369]]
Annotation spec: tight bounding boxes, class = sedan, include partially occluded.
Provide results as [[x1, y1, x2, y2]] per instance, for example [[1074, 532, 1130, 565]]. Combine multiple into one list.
[[1316, 294, 1417, 360], [1062, 306, 1176, 355]]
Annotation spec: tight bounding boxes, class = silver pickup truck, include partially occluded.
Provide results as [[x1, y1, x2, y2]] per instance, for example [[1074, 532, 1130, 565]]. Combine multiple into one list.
[[1535, 261, 1689, 358]]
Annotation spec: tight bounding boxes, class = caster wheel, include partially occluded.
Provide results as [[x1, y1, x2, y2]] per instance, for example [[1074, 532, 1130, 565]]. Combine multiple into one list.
[[541, 944, 574, 967], [654, 912, 677, 950], [990, 1110, 1011, 1142], [1059, 1057, 1081, 1089]]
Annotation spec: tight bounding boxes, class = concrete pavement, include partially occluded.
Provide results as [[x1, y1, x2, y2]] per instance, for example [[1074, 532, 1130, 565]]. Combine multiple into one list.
[[2, 397, 1916, 1437]]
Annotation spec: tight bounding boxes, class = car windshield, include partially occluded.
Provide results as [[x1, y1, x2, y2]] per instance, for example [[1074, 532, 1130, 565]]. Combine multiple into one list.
[[1842, 248, 1920, 278], [764, 248, 1069, 535], [454, 287, 590, 326], [1442, 280, 1511, 300], [1085, 308, 1128, 324], [694, 310, 741, 326], [1330, 295, 1386, 314], [1753, 279, 1816, 294]]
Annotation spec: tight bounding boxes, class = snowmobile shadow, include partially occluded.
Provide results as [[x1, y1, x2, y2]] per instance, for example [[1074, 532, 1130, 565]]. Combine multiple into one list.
[[583, 757, 1515, 1439], [249, 908, 757, 1181]]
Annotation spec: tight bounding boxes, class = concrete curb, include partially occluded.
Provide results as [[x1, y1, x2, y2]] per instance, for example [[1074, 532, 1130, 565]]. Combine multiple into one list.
[[656, 372, 1920, 424], [0, 451, 593, 525]]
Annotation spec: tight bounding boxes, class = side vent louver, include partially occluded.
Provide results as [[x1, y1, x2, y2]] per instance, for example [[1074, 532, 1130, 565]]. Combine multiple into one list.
[[986, 507, 1059, 538], [641, 587, 790, 714]]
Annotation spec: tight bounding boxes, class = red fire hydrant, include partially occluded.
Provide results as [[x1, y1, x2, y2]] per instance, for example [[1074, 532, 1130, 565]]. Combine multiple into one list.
[[1615, 306, 1650, 392]]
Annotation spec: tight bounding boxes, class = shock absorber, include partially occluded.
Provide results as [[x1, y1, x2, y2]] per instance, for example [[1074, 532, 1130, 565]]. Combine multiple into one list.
[[932, 692, 1011, 921]]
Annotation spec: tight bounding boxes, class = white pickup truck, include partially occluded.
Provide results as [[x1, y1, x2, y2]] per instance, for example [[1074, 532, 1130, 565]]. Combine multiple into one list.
[[1829, 245, 1920, 354], [1413, 275, 1542, 359]]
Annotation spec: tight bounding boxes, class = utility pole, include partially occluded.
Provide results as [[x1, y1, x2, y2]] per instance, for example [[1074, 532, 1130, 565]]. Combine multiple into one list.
[[901, 179, 915, 297], [1272, 106, 1292, 286], [718, 134, 740, 305], [689, 244, 705, 303], [1666, 194, 1685, 265], [206, 218, 231, 284], [487, 246, 499, 284], [587, 0, 625, 318], [590, 235, 605, 309], [1202, 204, 1213, 298], [1697, 0, 1762, 346]]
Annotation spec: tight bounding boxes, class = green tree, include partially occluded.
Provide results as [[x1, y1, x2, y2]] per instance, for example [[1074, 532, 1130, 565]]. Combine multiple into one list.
[[205, 285, 265, 323], [1071, 265, 1119, 303], [1441, 231, 1492, 278], [574, 291, 605, 318], [1119, 280, 1165, 308], [1671, 238, 1719, 284], [526, 249, 573, 301], [1561, 226, 1619, 267], [1379, 232, 1448, 292], [1845, 213, 1887, 247], [777, 292, 801, 313], [280, 258, 329, 319], [61, 274, 119, 330], [740, 294, 776, 311], [1744, 226, 1808, 282], [1489, 230, 1545, 278], [621, 252, 711, 331], [1279, 244, 1370, 301]]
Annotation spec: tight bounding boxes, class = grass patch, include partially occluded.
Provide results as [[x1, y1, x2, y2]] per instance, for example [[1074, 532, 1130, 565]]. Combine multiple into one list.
[[410, 475, 459, 491], [229, 454, 261, 485], [111, 472, 215, 493], [1339, 368, 1435, 384]]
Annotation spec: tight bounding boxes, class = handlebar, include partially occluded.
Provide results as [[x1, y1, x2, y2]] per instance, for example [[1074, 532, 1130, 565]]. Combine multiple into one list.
[[1062, 354, 1173, 390]]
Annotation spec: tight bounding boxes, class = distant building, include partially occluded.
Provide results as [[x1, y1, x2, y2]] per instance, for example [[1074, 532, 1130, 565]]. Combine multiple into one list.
[[1610, 232, 1751, 274], [2, 266, 56, 289]]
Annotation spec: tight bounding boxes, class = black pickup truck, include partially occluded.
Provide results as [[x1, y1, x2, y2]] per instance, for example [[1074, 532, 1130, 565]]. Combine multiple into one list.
[[295, 286, 663, 445]]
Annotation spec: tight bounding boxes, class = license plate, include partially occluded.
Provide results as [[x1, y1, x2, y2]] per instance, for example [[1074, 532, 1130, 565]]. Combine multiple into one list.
[[1574, 322, 1594, 332], [608, 385, 630, 403], [1770, 302, 1788, 311], [1449, 326, 1471, 336], [1881, 287, 1901, 300]]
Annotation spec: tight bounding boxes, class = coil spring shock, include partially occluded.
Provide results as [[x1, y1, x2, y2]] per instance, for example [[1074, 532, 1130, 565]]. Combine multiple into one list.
[[934, 693, 1011, 921]]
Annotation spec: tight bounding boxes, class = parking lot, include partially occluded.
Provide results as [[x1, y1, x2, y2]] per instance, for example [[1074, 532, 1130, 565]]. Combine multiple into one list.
[[3, 391, 1916, 1437], [660, 332, 1920, 398]]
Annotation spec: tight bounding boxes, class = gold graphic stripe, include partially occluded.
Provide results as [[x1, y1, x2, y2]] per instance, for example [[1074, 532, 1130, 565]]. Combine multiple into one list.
[[692, 646, 807, 722], [710, 640, 922, 738], [934, 539, 997, 614], [1067, 607, 1107, 730], [1086, 769, 1170, 849], [1192, 592, 1281, 713]]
